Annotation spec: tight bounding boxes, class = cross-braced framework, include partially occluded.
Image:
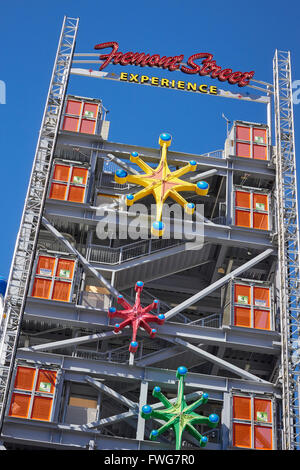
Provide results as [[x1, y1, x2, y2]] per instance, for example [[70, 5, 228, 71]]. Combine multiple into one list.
[[273, 50, 300, 449], [0, 16, 79, 430]]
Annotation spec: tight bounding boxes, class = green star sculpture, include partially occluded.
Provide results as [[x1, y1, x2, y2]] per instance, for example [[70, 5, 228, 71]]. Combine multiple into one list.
[[141, 366, 219, 450]]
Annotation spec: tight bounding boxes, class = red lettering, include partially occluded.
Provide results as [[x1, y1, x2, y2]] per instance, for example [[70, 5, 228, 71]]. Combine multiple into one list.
[[218, 68, 233, 82], [148, 54, 161, 66], [238, 71, 255, 87], [120, 52, 134, 65], [167, 55, 184, 71], [181, 53, 212, 74], [130, 52, 151, 66], [228, 71, 243, 84], [93, 42, 255, 87], [94, 41, 119, 70]]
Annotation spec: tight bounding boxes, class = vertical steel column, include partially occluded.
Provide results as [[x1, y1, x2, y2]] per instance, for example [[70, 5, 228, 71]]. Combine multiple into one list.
[[0, 16, 79, 431], [273, 50, 300, 449]]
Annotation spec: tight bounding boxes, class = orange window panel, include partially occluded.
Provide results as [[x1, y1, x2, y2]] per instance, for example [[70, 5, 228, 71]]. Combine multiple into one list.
[[253, 144, 267, 161], [71, 167, 88, 185], [233, 423, 251, 448], [52, 280, 71, 302], [31, 396, 53, 421], [82, 102, 98, 118], [254, 310, 270, 330], [65, 100, 82, 116], [253, 212, 268, 230], [254, 426, 272, 450], [32, 278, 52, 299], [9, 393, 30, 418], [234, 284, 251, 305], [233, 396, 251, 420], [52, 164, 70, 182], [235, 210, 251, 228], [253, 128, 267, 144], [56, 259, 75, 280], [253, 193, 268, 212], [35, 370, 57, 394], [253, 287, 270, 308], [236, 142, 251, 158], [49, 183, 68, 201], [236, 126, 250, 141], [14, 367, 35, 391], [254, 399, 272, 423], [68, 185, 86, 203], [62, 116, 79, 132], [36, 256, 55, 277], [234, 307, 251, 328], [235, 191, 251, 209], [79, 119, 96, 135]]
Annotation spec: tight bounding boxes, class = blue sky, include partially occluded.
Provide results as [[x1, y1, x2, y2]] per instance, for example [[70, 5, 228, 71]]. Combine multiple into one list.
[[0, 0, 300, 278]]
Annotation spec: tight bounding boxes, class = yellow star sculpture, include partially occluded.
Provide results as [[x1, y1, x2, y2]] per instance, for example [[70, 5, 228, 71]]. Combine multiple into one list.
[[115, 133, 209, 236]]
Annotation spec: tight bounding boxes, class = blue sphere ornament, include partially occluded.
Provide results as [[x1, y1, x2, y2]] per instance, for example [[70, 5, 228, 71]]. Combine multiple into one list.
[[109, 307, 116, 313], [136, 281, 144, 287], [160, 132, 171, 141], [115, 323, 120, 328], [131, 151, 139, 157], [201, 436, 208, 444], [127, 194, 134, 200], [131, 341, 138, 348], [154, 386, 161, 393], [209, 413, 219, 424], [187, 202, 195, 209], [177, 366, 188, 376], [118, 294, 123, 299], [151, 429, 159, 437], [116, 169, 127, 178], [197, 181, 209, 190], [153, 299, 159, 304], [151, 328, 157, 334], [152, 220, 165, 236], [142, 404, 152, 415], [202, 393, 209, 400], [158, 314, 165, 320], [189, 160, 197, 166]]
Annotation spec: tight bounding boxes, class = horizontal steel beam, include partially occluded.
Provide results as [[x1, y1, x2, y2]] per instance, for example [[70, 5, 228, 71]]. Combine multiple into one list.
[[16, 349, 281, 396]]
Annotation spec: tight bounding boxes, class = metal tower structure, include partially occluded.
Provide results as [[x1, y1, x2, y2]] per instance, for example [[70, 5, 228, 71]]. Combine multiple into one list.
[[273, 50, 300, 449], [0, 16, 79, 430], [0, 17, 299, 451]]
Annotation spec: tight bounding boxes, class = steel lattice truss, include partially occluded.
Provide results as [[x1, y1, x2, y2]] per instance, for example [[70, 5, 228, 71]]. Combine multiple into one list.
[[274, 50, 300, 449], [0, 16, 79, 430]]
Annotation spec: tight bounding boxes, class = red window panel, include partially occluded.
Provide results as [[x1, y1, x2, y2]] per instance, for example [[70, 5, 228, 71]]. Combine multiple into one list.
[[32, 278, 52, 299], [253, 212, 268, 230], [253, 193, 268, 212], [9, 393, 31, 419], [49, 183, 68, 201], [14, 367, 35, 391], [236, 126, 251, 141], [233, 396, 251, 420], [235, 210, 251, 228], [254, 399, 272, 424], [235, 191, 251, 209], [254, 426, 272, 450], [253, 144, 267, 160], [79, 119, 96, 134], [35, 370, 57, 394], [55, 259, 75, 280], [253, 287, 270, 308], [52, 280, 72, 302], [82, 102, 98, 118], [236, 142, 251, 158], [253, 128, 267, 145], [71, 167, 88, 186], [65, 100, 82, 116], [52, 164, 70, 182], [62, 116, 79, 132], [234, 307, 251, 328], [254, 309, 270, 330], [31, 396, 54, 421], [36, 256, 55, 277], [233, 423, 251, 448], [234, 284, 251, 305]]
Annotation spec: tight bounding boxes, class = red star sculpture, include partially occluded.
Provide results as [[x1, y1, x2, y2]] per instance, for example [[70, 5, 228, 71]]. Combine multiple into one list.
[[108, 281, 165, 353]]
